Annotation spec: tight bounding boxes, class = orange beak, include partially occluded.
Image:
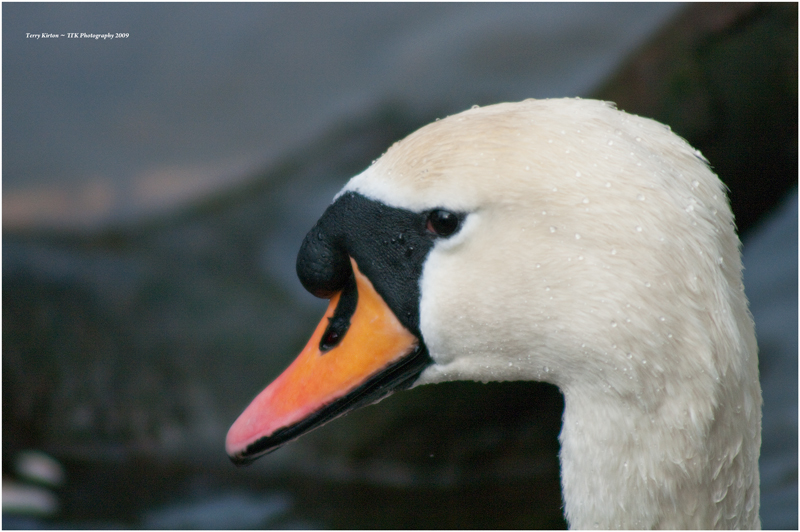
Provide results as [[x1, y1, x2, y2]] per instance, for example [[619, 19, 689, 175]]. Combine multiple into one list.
[[226, 258, 423, 464]]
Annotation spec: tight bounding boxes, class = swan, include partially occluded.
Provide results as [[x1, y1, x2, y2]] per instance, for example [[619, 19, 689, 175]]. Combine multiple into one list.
[[226, 98, 761, 529]]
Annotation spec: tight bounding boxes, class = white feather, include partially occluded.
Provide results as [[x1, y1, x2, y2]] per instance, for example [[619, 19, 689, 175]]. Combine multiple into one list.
[[344, 98, 761, 529]]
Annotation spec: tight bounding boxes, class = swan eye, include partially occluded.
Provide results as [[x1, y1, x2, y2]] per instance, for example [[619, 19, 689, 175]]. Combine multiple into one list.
[[426, 209, 460, 237]]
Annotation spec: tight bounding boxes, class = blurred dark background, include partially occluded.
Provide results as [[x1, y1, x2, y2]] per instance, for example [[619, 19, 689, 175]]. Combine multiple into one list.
[[3, 3, 796, 529]]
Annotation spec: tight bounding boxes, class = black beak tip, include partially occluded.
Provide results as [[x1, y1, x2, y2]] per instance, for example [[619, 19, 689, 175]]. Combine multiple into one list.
[[228, 453, 253, 467]]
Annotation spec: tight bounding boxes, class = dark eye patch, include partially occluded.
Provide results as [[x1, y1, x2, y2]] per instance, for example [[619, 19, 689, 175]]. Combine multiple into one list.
[[296, 192, 467, 336]]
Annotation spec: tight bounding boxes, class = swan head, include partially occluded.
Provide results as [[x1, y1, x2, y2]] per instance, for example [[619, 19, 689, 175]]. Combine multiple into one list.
[[355, 99, 750, 392], [225, 99, 759, 526]]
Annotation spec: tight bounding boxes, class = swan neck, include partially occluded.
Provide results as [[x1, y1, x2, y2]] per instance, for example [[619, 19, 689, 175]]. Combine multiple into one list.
[[558, 379, 760, 529]]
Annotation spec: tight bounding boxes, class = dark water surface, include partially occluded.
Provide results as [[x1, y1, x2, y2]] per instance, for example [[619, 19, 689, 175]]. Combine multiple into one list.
[[6, 380, 567, 529], [45, 457, 565, 529]]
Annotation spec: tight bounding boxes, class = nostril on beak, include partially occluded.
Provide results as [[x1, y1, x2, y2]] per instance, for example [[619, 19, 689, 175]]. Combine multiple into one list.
[[318, 272, 358, 352]]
